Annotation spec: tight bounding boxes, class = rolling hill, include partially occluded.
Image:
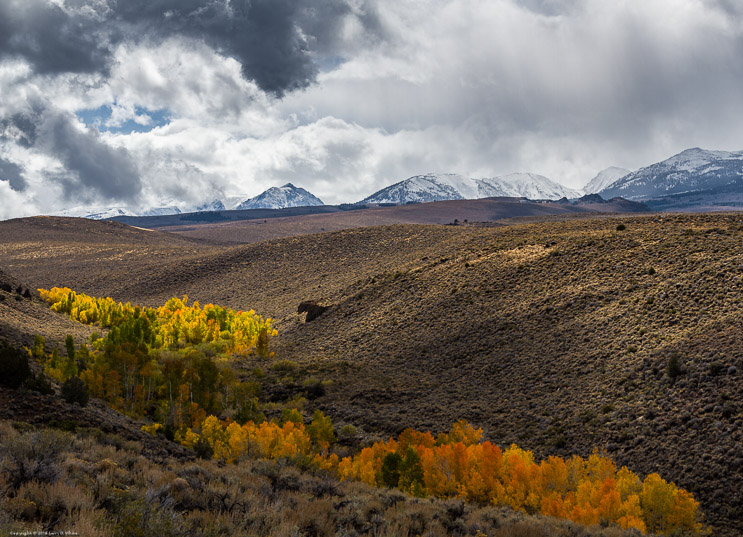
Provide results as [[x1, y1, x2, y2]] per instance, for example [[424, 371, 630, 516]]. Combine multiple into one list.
[[0, 212, 741, 534], [110, 196, 650, 245]]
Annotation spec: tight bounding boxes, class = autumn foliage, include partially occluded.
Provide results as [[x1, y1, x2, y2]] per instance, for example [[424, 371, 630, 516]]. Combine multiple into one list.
[[39, 287, 276, 356], [176, 412, 339, 470], [37, 288, 276, 430], [183, 417, 701, 535], [336, 421, 701, 535]]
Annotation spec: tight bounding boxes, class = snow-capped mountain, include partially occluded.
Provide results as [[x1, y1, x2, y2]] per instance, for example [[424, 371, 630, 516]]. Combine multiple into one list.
[[599, 148, 743, 200], [194, 200, 226, 212], [479, 173, 582, 200], [139, 206, 181, 217], [53, 206, 137, 220], [358, 174, 477, 204], [53, 205, 181, 220], [583, 167, 631, 194], [359, 173, 580, 205], [51, 184, 323, 220], [236, 183, 324, 210]]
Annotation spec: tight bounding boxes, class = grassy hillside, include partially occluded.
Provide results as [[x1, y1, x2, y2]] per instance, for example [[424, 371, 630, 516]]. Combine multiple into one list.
[[0, 212, 741, 534]]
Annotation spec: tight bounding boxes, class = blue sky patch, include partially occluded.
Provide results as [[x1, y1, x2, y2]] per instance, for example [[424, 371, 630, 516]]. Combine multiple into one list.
[[76, 105, 170, 134]]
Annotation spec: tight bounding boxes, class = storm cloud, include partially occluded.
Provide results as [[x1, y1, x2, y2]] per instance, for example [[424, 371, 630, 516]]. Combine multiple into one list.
[[0, 0, 377, 96], [38, 111, 142, 202], [0, 157, 26, 192], [1, 0, 743, 218]]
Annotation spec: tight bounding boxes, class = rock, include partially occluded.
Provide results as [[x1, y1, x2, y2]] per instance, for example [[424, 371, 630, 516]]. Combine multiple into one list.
[[298, 300, 330, 322]]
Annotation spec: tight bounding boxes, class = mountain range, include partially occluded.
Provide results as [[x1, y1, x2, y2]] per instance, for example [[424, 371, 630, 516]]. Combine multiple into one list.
[[46, 147, 743, 220], [54, 183, 325, 220]]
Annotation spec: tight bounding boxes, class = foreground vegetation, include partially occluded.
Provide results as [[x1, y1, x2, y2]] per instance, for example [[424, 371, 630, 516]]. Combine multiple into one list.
[[0, 420, 680, 537]]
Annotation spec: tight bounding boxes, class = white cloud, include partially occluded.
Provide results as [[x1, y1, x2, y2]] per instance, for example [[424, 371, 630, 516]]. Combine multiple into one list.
[[2, 0, 743, 217]]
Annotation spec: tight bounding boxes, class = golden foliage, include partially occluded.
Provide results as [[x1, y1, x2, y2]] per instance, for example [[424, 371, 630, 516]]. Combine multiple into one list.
[[336, 422, 700, 535]]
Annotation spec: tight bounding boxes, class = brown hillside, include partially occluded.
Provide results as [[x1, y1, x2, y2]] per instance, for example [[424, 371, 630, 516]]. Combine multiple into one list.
[[0, 213, 741, 534], [0, 268, 99, 350], [159, 197, 648, 245]]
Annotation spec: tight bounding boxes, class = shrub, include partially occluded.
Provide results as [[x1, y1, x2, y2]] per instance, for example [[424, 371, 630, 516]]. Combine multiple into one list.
[[616, 224, 626, 231], [194, 435, 214, 460], [340, 424, 357, 439], [271, 359, 299, 373], [61, 376, 89, 407], [0, 342, 31, 388], [2, 428, 70, 488], [303, 378, 326, 399], [667, 353, 683, 381]]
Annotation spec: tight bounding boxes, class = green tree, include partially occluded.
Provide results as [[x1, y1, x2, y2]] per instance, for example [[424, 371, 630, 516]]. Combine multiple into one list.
[[399, 446, 425, 495], [281, 407, 304, 425], [61, 376, 89, 406], [307, 410, 335, 450], [0, 342, 31, 388], [63, 335, 77, 379], [380, 452, 402, 488]]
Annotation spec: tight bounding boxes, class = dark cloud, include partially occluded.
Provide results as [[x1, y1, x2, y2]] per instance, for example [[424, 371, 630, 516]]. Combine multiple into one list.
[[0, 0, 112, 75], [39, 111, 141, 202], [0, 0, 380, 96], [0, 113, 39, 148], [0, 158, 27, 192]]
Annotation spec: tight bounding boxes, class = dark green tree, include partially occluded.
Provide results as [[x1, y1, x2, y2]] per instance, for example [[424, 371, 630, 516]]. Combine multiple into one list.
[[61, 376, 89, 406], [380, 452, 402, 488], [0, 343, 31, 388]]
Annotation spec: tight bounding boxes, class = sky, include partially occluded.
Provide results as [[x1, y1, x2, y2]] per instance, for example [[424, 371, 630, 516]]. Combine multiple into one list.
[[1, 0, 742, 218]]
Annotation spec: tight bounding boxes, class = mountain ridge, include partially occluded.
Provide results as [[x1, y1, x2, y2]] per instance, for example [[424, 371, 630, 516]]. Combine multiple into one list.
[[583, 167, 631, 194], [359, 172, 581, 205], [236, 183, 324, 210], [600, 147, 743, 201]]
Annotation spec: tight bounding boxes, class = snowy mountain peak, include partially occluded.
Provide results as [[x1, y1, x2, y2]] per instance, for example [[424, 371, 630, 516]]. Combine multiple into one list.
[[360, 172, 580, 205], [359, 173, 477, 205], [195, 200, 226, 212], [236, 183, 324, 210], [583, 167, 631, 194], [600, 147, 743, 200]]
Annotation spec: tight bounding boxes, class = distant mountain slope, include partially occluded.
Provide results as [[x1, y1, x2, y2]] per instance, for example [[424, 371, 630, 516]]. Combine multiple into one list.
[[360, 173, 581, 204], [236, 183, 324, 210], [583, 167, 631, 194], [600, 148, 743, 200]]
